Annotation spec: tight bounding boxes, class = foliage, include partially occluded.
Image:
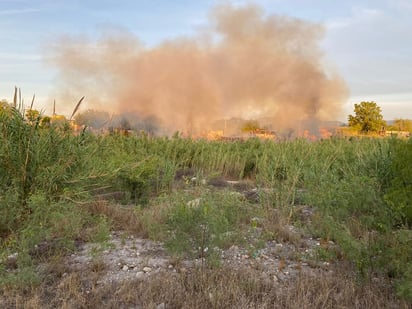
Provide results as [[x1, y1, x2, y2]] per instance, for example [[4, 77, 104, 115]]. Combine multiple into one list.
[[241, 120, 261, 134], [1, 107, 411, 302], [0, 105, 108, 286], [25, 109, 41, 124], [348, 101, 386, 133], [388, 118, 412, 133], [164, 190, 251, 260], [383, 138, 412, 226]]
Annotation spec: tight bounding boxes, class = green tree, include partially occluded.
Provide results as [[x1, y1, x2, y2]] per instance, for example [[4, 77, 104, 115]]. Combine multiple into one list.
[[0, 99, 9, 108], [25, 109, 41, 124], [348, 101, 386, 133], [241, 120, 260, 135], [389, 119, 412, 133], [40, 116, 51, 128]]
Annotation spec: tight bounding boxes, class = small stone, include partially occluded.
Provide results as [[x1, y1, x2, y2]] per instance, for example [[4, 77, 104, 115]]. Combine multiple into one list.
[[135, 271, 144, 278], [7, 252, 18, 262], [157, 303, 165, 309], [143, 266, 152, 273], [187, 198, 201, 208], [168, 264, 174, 269], [122, 265, 129, 271]]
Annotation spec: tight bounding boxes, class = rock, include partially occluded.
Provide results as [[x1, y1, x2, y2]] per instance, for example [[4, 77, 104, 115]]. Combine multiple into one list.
[[135, 271, 144, 278], [244, 188, 259, 203], [148, 258, 168, 268], [187, 198, 201, 208], [157, 303, 165, 309], [8, 252, 18, 259], [143, 266, 152, 273], [122, 265, 129, 271]]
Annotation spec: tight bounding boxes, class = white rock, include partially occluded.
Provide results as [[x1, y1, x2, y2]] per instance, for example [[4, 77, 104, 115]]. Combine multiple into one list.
[[9, 252, 18, 258], [143, 266, 152, 273], [187, 198, 201, 208], [122, 265, 129, 271], [135, 271, 144, 278], [157, 303, 165, 309]]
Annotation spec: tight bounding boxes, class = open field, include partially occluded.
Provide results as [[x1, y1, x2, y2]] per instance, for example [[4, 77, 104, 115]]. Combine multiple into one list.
[[1, 105, 411, 308]]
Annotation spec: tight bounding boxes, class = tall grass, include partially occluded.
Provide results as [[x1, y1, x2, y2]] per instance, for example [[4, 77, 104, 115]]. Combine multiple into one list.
[[1, 103, 411, 301]]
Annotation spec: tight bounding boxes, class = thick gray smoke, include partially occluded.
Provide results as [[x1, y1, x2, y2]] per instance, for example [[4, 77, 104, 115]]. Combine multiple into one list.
[[48, 4, 348, 135]]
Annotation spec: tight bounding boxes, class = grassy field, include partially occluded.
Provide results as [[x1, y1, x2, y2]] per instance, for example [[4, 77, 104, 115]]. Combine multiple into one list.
[[0, 104, 411, 308]]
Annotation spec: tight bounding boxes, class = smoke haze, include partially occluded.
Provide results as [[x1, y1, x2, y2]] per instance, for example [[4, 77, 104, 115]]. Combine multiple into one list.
[[48, 3, 348, 134]]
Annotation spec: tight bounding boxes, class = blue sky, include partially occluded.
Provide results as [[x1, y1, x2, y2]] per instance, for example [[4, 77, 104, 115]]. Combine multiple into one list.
[[0, 0, 411, 120]]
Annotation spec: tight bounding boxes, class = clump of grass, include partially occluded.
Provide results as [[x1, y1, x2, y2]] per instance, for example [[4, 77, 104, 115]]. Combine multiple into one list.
[[162, 190, 254, 261]]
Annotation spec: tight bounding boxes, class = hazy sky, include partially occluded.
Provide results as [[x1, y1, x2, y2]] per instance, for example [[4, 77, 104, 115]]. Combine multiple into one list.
[[0, 0, 411, 121]]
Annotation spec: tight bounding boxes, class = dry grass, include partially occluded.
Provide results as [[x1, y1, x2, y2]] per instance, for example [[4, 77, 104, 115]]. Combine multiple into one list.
[[1, 265, 408, 309], [86, 200, 144, 235], [261, 209, 303, 247], [86, 199, 170, 240]]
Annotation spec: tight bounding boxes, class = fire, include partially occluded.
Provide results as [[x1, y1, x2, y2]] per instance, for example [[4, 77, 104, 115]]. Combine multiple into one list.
[[197, 126, 334, 142]]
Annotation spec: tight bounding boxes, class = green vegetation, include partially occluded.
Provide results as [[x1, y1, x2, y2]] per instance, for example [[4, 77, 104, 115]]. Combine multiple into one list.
[[1, 101, 411, 305], [348, 101, 386, 133], [241, 120, 261, 134], [388, 118, 412, 133]]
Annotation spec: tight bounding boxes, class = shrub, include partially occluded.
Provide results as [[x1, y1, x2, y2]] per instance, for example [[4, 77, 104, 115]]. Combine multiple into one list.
[[384, 138, 412, 226]]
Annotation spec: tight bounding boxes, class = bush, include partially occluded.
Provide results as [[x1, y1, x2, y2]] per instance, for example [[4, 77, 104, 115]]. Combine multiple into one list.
[[164, 190, 251, 260], [384, 138, 412, 226]]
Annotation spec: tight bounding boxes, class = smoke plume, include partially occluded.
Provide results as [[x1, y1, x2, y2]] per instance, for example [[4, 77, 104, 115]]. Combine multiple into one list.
[[48, 4, 348, 135]]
